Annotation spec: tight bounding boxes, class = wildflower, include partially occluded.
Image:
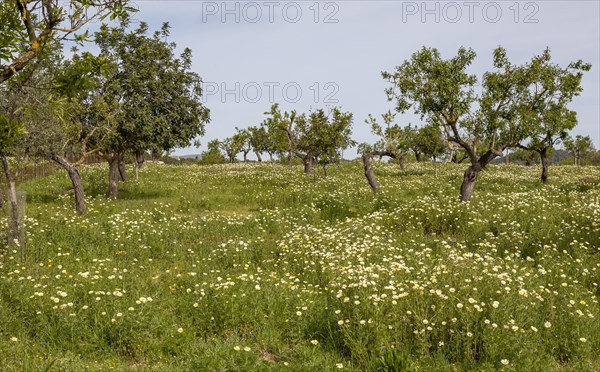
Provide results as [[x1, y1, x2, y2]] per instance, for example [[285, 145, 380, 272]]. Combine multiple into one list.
[[177, 327, 184, 333], [336, 363, 344, 368], [456, 303, 463, 309], [501, 359, 509, 365], [10, 337, 18, 342], [579, 338, 587, 343], [311, 340, 319, 345], [244, 346, 251, 352], [544, 322, 552, 328], [234, 346, 241, 351]]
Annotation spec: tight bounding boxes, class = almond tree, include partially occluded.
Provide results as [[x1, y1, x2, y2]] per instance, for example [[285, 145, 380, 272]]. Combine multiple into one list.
[[247, 125, 269, 162], [264, 104, 353, 175], [564, 135, 594, 168], [517, 49, 590, 182], [360, 111, 411, 190], [384, 47, 535, 201]]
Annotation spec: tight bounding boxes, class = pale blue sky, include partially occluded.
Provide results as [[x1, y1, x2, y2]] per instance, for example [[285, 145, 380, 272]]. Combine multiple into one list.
[[104, 1, 600, 156]]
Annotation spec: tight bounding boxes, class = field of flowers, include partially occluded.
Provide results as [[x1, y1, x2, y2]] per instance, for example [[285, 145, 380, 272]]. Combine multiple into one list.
[[1, 161, 599, 371]]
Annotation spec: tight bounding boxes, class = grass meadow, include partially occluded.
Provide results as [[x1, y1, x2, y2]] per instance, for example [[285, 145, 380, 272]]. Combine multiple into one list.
[[0, 161, 599, 371]]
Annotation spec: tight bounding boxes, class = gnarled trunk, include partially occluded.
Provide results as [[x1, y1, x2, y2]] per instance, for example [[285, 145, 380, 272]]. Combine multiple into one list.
[[414, 151, 422, 162], [50, 154, 87, 215], [399, 154, 406, 171], [108, 154, 121, 199], [362, 153, 380, 190], [459, 165, 479, 202], [362, 151, 397, 191], [118, 160, 129, 182], [255, 151, 262, 162], [540, 148, 549, 183]]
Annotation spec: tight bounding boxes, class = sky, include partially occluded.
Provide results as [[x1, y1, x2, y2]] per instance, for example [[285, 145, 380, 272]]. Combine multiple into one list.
[[96, 0, 600, 157]]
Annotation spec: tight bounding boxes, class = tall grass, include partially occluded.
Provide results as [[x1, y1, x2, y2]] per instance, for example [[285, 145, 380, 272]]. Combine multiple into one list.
[[0, 161, 598, 370]]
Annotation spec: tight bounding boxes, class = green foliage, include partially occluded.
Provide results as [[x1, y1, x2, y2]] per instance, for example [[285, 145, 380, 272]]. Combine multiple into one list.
[[564, 135, 595, 166], [264, 103, 354, 170], [518, 48, 591, 157], [383, 46, 590, 170], [0, 0, 135, 85], [91, 21, 210, 156], [0, 115, 27, 150]]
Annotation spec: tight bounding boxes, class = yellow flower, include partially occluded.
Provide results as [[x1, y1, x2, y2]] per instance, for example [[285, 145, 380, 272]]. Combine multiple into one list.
[[177, 327, 184, 333], [501, 359, 509, 365], [10, 337, 18, 342], [544, 322, 552, 328]]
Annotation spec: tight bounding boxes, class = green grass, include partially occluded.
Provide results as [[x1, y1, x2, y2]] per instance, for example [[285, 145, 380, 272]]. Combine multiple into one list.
[[1, 161, 599, 371]]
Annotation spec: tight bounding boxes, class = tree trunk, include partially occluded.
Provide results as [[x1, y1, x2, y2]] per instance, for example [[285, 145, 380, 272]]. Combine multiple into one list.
[[118, 160, 129, 182], [1, 154, 20, 247], [540, 148, 549, 183], [50, 155, 87, 215], [255, 151, 262, 162], [362, 151, 397, 191], [322, 164, 327, 177], [268, 152, 273, 162], [243, 151, 248, 162], [459, 166, 479, 202], [303, 157, 313, 175], [399, 154, 405, 171], [362, 153, 380, 190], [108, 154, 120, 199], [135, 152, 146, 170], [415, 151, 422, 162]]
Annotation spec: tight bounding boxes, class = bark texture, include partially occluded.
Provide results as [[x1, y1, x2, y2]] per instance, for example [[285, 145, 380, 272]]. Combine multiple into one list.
[[118, 160, 129, 182], [540, 148, 549, 183], [108, 154, 121, 199], [50, 154, 87, 215], [362, 151, 397, 191]]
